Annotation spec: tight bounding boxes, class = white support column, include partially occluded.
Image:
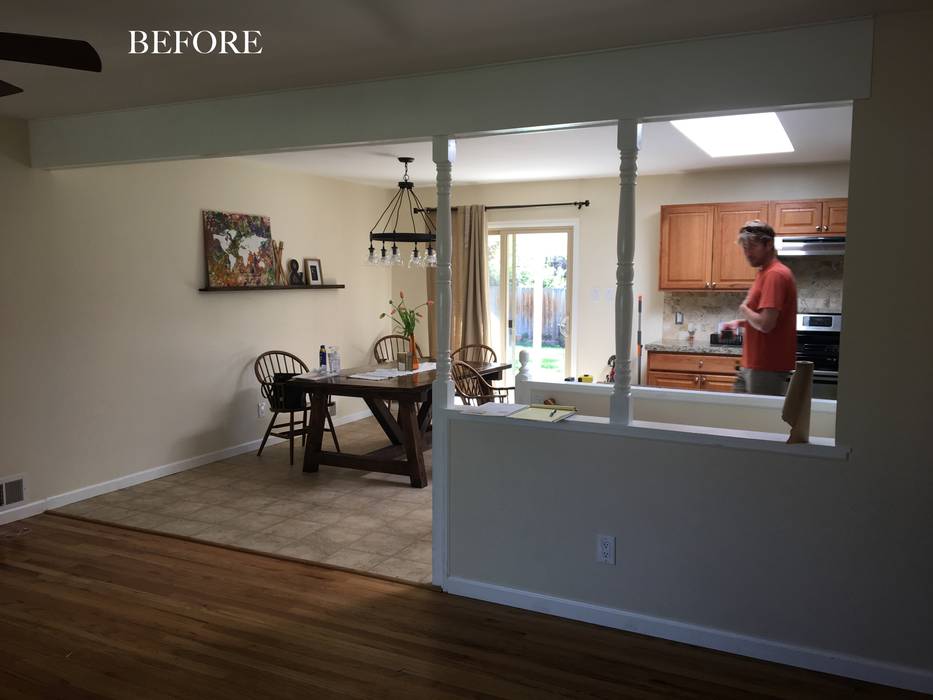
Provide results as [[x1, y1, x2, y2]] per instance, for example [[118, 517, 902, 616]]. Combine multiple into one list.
[[432, 136, 456, 409], [610, 119, 642, 425], [431, 135, 455, 588]]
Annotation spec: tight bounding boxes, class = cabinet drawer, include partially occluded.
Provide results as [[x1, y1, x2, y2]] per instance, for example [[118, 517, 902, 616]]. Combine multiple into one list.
[[647, 352, 740, 375], [647, 371, 737, 392]]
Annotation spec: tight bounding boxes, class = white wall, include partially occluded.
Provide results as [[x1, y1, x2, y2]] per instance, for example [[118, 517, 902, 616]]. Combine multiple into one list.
[[0, 119, 392, 504], [396, 164, 849, 376], [444, 10, 933, 688]]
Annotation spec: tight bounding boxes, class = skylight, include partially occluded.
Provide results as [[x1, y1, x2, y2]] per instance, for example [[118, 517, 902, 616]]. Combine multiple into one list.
[[670, 112, 794, 158]]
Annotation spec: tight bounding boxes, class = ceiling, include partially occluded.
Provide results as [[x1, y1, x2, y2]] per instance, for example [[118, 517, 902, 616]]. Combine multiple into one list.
[[2, 0, 929, 120], [241, 106, 853, 185]]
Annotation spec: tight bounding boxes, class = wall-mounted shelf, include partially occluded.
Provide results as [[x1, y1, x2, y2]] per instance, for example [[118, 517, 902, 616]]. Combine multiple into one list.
[[199, 284, 345, 292]]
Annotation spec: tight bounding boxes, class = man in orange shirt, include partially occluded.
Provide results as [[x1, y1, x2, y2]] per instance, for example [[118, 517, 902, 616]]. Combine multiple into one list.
[[725, 221, 797, 395]]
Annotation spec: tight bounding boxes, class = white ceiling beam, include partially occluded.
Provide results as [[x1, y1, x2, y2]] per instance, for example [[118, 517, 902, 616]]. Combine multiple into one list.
[[29, 20, 872, 169]]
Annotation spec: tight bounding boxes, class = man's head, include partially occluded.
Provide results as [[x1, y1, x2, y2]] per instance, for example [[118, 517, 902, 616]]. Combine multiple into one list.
[[737, 220, 776, 268]]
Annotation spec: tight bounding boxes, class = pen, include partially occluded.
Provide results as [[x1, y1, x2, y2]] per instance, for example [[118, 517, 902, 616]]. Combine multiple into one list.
[[549, 409, 557, 417]]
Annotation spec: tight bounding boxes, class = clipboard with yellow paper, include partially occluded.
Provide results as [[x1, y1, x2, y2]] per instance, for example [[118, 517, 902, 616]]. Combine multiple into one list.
[[508, 403, 577, 423]]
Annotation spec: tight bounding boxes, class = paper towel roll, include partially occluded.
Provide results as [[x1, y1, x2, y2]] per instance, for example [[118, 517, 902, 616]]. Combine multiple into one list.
[[782, 361, 813, 444]]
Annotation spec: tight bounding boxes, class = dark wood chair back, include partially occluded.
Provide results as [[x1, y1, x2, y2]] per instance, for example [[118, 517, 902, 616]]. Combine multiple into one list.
[[451, 344, 497, 364], [452, 360, 510, 406], [374, 334, 424, 363], [254, 350, 309, 410]]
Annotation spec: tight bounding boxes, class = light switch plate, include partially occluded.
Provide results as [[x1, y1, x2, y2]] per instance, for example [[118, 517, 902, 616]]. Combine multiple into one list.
[[674, 311, 684, 324]]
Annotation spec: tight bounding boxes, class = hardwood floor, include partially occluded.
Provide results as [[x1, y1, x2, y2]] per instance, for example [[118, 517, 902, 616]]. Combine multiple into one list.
[[0, 515, 917, 699]]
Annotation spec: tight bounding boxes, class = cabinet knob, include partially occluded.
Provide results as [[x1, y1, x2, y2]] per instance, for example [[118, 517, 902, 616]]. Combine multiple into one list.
[[704, 281, 711, 288], [815, 225, 822, 231], [698, 360, 704, 367], [700, 376, 707, 384], [711, 282, 717, 288], [694, 376, 700, 384]]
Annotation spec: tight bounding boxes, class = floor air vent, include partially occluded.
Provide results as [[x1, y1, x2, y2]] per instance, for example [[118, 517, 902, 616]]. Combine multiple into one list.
[[1, 476, 26, 508]]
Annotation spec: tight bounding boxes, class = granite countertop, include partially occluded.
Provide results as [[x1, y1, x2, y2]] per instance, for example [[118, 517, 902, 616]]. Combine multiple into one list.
[[644, 339, 743, 356]]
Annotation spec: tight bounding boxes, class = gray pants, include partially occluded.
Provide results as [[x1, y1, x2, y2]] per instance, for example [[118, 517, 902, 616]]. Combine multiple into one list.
[[734, 367, 790, 396]]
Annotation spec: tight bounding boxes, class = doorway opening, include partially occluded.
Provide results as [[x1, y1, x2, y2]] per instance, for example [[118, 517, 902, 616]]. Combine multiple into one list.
[[487, 225, 575, 381]]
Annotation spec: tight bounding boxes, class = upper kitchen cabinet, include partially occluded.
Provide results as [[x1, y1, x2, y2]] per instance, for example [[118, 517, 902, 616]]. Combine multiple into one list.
[[770, 198, 848, 235], [659, 204, 713, 290], [711, 201, 768, 289], [659, 201, 766, 291]]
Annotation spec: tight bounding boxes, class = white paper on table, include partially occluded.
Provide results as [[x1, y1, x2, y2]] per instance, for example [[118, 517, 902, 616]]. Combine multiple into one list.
[[293, 370, 338, 379], [461, 403, 528, 416], [351, 362, 438, 380], [348, 370, 396, 380]]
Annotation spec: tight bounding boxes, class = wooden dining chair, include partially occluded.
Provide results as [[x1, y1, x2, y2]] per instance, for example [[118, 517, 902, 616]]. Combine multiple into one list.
[[254, 350, 340, 465], [450, 344, 497, 364], [373, 334, 425, 363], [451, 360, 513, 405]]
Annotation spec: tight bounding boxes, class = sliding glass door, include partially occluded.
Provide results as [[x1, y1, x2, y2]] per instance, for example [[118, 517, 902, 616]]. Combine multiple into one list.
[[488, 227, 573, 380]]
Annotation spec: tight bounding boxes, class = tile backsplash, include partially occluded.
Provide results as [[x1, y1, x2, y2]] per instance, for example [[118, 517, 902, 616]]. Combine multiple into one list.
[[662, 258, 844, 339]]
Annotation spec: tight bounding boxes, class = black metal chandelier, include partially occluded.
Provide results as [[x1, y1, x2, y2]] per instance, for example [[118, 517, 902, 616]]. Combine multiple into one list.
[[367, 157, 437, 268]]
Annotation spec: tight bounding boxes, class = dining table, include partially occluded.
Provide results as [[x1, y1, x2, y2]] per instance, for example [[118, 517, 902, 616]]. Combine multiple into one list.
[[291, 360, 511, 488]]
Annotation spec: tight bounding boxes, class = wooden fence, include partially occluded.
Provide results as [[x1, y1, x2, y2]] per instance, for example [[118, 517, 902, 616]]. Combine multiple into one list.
[[489, 286, 566, 347]]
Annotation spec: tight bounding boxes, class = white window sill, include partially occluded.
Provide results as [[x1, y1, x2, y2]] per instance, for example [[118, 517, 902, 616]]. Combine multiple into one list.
[[445, 407, 849, 460]]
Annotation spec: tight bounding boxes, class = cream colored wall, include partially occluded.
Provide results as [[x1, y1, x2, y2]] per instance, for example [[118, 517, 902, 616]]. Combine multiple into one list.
[[399, 164, 848, 375], [447, 10, 933, 678], [0, 121, 392, 503]]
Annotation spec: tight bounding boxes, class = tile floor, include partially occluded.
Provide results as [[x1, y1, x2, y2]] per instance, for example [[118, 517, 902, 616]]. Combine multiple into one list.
[[54, 417, 434, 584]]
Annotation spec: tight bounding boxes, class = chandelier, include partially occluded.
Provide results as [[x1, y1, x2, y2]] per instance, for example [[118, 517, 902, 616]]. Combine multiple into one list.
[[367, 157, 437, 268]]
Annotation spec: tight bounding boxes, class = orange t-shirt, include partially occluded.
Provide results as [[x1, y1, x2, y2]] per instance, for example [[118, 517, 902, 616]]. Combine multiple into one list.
[[742, 259, 797, 372]]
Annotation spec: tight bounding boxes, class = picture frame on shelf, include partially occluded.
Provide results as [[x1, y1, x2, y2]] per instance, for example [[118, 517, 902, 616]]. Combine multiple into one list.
[[304, 258, 323, 286]]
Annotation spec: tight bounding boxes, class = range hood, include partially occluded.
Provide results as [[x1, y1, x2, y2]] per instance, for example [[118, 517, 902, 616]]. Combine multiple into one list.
[[775, 235, 845, 257]]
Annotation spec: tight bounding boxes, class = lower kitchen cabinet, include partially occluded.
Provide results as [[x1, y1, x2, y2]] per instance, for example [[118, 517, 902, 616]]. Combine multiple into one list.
[[646, 351, 739, 393]]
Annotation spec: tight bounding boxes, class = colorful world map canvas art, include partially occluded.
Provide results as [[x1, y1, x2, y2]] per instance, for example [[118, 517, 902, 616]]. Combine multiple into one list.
[[202, 210, 276, 288]]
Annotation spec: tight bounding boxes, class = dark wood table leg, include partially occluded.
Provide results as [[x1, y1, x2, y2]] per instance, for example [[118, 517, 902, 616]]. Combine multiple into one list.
[[364, 396, 404, 445], [417, 392, 433, 435], [302, 391, 327, 473], [397, 399, 428, 488]]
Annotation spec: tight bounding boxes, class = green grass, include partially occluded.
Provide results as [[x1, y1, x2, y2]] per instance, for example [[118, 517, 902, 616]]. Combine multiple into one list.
[[517, 346, 566, 377]]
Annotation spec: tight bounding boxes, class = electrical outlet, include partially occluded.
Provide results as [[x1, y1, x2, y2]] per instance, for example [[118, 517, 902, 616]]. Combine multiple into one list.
[[257, 401, 267, 418], [597, 534, 616, 565], [674, 311, 684, 325]]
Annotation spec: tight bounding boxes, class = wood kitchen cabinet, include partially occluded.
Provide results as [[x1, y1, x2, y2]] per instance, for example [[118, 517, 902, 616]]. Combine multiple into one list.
[[659, 197, 848, 290], [647, 351, 740, 393], [770, 198, 847, 235], [659, 201, 767, 291], [659, 204, 712, 290]]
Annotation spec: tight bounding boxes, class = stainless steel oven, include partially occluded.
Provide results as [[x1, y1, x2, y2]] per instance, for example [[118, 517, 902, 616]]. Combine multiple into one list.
[[793, 313, 841, 400]]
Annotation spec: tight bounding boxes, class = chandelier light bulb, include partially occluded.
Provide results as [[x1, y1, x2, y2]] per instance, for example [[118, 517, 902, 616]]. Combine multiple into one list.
[[390, 243, 402, 266], [425, 245, 437, 267], [367, 244, 377, 265]]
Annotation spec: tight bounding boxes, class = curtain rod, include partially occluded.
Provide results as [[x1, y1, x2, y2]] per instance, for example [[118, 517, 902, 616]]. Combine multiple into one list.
[[414, 200, 590, 214]]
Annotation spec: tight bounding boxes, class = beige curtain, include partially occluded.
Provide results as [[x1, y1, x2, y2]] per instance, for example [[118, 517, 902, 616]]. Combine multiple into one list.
[[427, 205, 488, 357]]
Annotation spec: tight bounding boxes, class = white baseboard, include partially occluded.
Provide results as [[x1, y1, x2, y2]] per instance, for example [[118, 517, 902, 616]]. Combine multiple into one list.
[[444, 576, 933, 695], [0, 499, 47, 526], [3, 408, 376, 524]]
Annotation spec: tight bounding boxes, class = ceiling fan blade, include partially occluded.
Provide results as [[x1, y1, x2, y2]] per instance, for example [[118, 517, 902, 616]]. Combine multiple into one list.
[[0, 32, 101, 72], [0, 79, 24, 97]]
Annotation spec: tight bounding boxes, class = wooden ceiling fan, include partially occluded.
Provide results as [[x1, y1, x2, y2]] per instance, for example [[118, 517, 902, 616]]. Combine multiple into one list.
[[0, 32, 101, 97]]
